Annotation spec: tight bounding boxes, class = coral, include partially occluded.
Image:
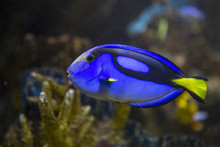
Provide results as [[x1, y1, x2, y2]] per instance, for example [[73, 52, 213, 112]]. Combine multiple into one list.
[[4, 72, 131, 147]]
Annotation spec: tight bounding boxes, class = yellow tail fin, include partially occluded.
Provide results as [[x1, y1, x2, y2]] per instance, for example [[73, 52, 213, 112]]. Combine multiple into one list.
[[172, 77, 207, 103]]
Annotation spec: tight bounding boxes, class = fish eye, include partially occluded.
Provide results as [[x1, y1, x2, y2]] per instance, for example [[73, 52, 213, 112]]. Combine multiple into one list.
[[86, 55, 94, 62]]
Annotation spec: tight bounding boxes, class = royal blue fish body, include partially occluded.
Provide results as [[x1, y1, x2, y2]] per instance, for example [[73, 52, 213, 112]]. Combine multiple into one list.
[[67, 44, 207, 108]]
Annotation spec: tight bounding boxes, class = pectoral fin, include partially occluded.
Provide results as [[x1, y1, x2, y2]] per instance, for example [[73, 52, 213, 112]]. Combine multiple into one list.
[[101, 78, 118, 82]]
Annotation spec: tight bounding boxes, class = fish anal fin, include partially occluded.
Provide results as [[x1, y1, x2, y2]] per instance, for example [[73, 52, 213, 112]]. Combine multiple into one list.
[[129, 89, 184, 108]]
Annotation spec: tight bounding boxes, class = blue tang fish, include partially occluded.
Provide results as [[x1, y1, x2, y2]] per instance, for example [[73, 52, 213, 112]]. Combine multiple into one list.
[[67, 44, 207, 108]]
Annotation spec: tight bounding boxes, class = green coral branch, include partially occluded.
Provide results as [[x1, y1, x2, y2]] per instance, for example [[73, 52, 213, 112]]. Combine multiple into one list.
[[42, 81, 53, 105], [19, 114, 33, 147], [38, 89, 96, 146], [58, 89, 75, 125], [39, 92, 69, 147], [71, 89, 82, 116], [110, 103, 131, 131], [108, 103, 131, 142], [5, 114, 33, 147], [31, 72, 69, 98]]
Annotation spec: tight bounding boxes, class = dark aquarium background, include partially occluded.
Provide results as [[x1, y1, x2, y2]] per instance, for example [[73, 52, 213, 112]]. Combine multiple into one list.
[[1, 0, 220, 146]]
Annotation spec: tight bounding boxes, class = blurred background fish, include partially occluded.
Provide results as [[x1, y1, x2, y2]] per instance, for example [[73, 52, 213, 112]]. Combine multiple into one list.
[[175, 91, 208, 132]]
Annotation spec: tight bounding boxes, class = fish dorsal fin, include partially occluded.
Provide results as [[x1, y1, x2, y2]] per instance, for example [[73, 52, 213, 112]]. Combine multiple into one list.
[[95, 44, 184, 76]]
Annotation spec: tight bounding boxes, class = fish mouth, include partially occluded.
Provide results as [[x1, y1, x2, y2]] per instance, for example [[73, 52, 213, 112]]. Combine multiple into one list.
[[67, 70, 71, 78]]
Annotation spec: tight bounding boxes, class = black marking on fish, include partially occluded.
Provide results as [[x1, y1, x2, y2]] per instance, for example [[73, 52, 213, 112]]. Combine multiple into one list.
[[91, 47, 182, 86]]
